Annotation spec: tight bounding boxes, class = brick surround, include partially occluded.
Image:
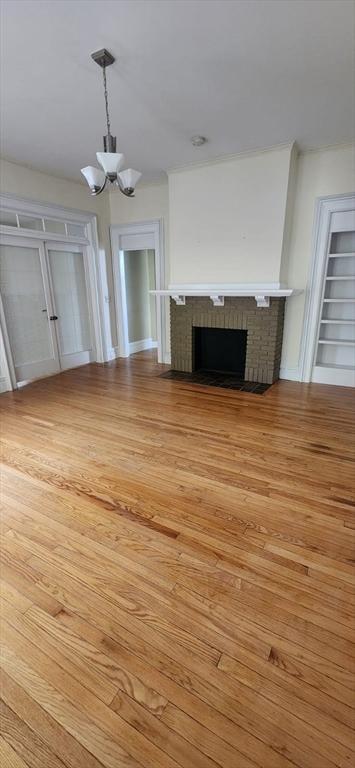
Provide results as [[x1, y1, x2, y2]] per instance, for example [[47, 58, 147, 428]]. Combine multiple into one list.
[[170, 296, 285, 384]]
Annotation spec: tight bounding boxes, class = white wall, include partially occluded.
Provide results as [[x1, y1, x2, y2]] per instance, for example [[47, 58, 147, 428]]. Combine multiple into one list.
[[0, 158, 116, 353], [109, 181, 169, 262], [281, 144, 354, 375], [168, 144, 295, 285]]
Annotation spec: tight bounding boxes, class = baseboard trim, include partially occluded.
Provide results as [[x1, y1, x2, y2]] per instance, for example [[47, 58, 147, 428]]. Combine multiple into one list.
[[129, 338, 158, 354], [279, 367, 301, 382], [0, 376, 11, 393], [107, 346, 120, 361], [312, 366, 355, 387]]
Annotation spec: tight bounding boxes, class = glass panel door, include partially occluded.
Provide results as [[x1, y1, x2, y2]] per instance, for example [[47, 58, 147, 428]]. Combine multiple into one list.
[[46, 244, 94, 370], [0, 239, 60, 382]]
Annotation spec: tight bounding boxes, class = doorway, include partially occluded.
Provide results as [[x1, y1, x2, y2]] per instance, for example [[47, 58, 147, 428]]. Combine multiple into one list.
[[123, 249, 157, 355], [0, 235, 95, 385], [111, 221, 165, 363]]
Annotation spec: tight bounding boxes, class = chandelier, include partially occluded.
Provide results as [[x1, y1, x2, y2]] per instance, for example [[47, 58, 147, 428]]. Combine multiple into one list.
[[81, 49, 142, 197]]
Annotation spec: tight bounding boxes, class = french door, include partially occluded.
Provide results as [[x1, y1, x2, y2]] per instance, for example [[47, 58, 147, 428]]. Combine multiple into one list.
[[0, 235, 94, 384], [45, 242, 94, 371]]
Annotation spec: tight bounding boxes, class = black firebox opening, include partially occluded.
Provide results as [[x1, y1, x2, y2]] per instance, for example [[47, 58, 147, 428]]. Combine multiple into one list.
[[193, 327, 247, 377]]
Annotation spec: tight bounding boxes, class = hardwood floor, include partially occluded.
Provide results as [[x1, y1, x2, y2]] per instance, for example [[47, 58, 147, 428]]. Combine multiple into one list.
[[0, 350, 354, 768]]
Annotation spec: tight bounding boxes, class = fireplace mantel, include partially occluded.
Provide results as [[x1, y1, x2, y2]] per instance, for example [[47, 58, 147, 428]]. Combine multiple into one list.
[[150, 284, 300, 308]]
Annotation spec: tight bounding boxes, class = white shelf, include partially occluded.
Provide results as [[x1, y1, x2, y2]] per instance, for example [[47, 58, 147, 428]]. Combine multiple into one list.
[[323, 298, 355, 303], [318, 339, 355, 346], [315, 362, 355, 371], [328, 252, 355, 258], [320, 319, 355, 324], [326, 275, 355, 281]]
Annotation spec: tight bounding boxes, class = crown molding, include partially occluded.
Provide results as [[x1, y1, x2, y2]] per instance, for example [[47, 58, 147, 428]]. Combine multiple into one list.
[[298, 141, 354, 157], [167, 141, 297, 176]]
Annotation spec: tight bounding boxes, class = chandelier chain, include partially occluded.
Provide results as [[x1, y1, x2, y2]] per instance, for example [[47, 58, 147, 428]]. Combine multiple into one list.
[[102, 65, 111, 137]]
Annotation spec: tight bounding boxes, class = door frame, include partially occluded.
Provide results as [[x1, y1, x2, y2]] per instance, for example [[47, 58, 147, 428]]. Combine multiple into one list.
[[110, 220, 165, 363], [0, 193, 106, 389], [299, 193, 355, 383]]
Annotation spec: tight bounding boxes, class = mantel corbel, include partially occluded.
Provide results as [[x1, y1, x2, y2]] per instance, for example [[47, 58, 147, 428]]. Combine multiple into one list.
[[209, 295, 224, 307], [255, 295, 270, 308], [172, 294, 186, 306]]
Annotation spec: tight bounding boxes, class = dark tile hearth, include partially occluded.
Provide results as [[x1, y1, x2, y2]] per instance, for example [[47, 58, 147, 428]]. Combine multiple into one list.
[[160, 369, 272, 394]]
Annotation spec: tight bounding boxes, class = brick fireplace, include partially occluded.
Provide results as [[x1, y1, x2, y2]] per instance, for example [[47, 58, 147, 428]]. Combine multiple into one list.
[[170, 296, 285, 384]]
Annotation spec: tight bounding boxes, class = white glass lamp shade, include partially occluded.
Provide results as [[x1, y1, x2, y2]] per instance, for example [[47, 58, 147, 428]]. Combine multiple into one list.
[[96, 152, 124, 175], [81, 166, 106, 193], [118, 169, 142, 193]]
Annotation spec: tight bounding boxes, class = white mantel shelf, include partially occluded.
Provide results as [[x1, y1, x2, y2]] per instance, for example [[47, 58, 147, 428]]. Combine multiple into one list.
[[150, 286, 299, 308]]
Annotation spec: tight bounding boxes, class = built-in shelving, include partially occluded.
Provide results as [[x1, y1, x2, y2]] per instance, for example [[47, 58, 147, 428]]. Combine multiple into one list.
[[315, 237, 355, 379]]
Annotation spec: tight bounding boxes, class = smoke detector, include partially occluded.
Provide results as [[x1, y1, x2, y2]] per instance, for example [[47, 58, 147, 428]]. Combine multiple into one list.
[[191, 135, 207, 147]]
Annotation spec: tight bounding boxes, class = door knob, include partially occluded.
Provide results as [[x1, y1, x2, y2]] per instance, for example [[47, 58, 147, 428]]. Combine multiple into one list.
[[49, 315, 58, 321]]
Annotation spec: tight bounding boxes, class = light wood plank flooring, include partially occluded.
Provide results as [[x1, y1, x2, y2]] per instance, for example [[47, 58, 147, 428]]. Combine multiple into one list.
[[0, 350, 354, 768]]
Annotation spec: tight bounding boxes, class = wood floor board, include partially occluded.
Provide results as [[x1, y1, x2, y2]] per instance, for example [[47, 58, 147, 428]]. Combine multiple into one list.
[[0, 624, 180, 768], [0, 638, 144, 768], [30, 565, 355, 767], [158, 515, 355, 621], [173, 584, 355, 690], [0, 700, 67, 768], [0, 670, 106, 768], [1, 351, 354, 767], [2, 584, 347, 768], [3, 419, 352, 525], [0, 735, 30, 768]]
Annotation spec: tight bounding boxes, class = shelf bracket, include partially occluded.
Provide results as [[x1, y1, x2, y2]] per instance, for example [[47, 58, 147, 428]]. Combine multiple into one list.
[[210, 295, 224, 307], [172, 294, 186, 306], [255, 295, 270, 308]]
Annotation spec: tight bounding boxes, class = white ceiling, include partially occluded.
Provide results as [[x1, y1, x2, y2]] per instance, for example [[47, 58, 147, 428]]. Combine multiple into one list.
[[0, 0, 353, 184]]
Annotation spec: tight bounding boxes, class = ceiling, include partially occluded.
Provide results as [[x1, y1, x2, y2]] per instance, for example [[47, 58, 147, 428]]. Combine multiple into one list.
[[0, 0, 353, 184]]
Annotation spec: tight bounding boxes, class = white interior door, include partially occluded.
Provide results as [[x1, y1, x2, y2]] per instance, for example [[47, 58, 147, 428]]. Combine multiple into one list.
[[0, 237, 60, 383], [46, 243, 94, 370]]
